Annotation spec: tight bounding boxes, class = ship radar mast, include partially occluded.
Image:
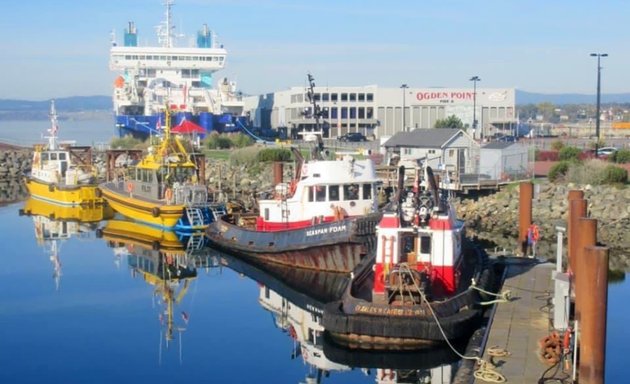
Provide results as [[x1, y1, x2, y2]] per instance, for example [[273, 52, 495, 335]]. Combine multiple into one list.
[[157, 0, 182, 48], [47, 100, 59, 150]]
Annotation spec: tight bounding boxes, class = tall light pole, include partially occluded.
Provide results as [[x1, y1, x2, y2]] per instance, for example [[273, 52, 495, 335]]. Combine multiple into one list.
[[470, 76, 481, 140], [590, 53, 607, 158], [400, 84, 409, 132]]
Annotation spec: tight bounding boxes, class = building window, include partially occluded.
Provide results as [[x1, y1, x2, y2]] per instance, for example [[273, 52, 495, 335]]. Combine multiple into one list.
[[341, 93, 348, 102], [341, 107, 348, 119], [366, 93, 374, 102], [449, 149, 455, 158], [358, 93, 365, 102], [322, 93, 329, 102], [350, 107, 356, 119], [367, 107, 374, 118], [428, 149, 436, 154], [331, 107, 338, 119], [358, 107, 365, 119], [349, 93, 356, 102], [331, 93, 338, 102]]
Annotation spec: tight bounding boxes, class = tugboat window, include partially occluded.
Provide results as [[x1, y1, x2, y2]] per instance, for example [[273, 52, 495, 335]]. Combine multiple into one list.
[[315, 186, 326, 202], [420, 235, 431, 254], [329, 185, 340, 201], [344, 184, 359, 200], [362, 184, 372, 200]]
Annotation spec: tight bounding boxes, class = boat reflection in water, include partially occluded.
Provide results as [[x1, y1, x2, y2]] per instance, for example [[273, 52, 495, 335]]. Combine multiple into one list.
[[97, 219, 221, 361], [220, 254, 463, 383], [19, 197, 114, 290]]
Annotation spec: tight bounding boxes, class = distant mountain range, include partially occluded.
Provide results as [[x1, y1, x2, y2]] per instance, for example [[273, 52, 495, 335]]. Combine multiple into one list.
[[0, 91, 629, 116], [516, 90, 630, 105]]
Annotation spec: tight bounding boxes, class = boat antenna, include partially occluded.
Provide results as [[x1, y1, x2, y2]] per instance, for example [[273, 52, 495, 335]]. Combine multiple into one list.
[[47, 100, 59, 150]]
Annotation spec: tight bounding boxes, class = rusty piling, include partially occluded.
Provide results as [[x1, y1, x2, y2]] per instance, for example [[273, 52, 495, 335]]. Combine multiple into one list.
[[518, 181, 533, 255], [273, 161, 284, 186], [578, 246, 609, 384], [574, 217, 597, 322], [568, 191, 586, 275]]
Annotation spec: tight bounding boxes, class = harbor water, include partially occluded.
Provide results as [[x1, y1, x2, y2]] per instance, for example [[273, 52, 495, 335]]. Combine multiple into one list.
[[0, 116, 628, 383]]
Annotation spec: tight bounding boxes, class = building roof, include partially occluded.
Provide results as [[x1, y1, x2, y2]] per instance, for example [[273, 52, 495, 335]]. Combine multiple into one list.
[[383, 128, 463, 148], [482, 142, 514, 149]]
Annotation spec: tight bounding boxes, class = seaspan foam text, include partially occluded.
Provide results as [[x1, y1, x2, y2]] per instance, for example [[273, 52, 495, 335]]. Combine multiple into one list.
[[306, 224, 347, 237]]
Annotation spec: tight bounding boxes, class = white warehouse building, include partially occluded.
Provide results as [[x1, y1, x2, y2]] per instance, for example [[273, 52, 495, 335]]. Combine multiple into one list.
[[244, 85, 516, 141]]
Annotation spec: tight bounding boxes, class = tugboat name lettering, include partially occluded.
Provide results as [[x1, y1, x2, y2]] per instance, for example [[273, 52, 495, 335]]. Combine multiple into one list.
[[305, 224, 347, 237]]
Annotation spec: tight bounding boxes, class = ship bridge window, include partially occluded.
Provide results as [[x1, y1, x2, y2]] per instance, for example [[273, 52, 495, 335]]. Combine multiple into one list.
[[315, 186, 326, 202], [420, 235, 431, 254], [343, 184, 359, 200], [329, 185, 339, 201], [362, 184, 372, 200]]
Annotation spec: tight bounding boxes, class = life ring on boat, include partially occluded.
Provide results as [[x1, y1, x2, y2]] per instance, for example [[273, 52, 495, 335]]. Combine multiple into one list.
[[126, 181, 134, 193], [288, 325, 297, 340], [151, 207, 160, 218], [164, 188, 173, 201]]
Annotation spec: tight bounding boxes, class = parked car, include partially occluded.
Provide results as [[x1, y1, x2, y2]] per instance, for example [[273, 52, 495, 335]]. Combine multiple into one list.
[[337, 132, 367, 142], [596, 147, 618, 157]]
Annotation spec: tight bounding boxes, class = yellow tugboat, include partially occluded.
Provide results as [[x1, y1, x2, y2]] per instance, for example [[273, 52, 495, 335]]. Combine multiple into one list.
[[25, 100, 102, 206], [99, 106, 224, 231]]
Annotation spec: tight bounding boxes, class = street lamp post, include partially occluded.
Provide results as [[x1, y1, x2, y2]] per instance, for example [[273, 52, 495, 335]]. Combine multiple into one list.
[[400, 84, 408, 132], [590, 53, 608, 158], [470, 76, 481, 140]]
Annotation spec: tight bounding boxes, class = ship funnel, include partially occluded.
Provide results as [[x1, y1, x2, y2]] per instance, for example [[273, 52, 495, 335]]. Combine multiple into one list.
[[124, 21, 138, 47], [197, 24, 212, 48]]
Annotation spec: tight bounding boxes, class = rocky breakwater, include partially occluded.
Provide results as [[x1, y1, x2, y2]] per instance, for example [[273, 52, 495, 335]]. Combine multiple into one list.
[[0, 149, 31, 205], [455, 183, 630, 271]]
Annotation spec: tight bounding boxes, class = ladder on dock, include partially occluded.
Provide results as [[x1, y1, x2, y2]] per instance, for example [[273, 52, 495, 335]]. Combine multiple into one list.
[[185, 207, 205, 227]]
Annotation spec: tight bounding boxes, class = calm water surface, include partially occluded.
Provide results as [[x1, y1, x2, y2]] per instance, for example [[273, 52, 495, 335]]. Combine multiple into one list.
[[0, 200, 462, 384], [2, 117, 627, 382]]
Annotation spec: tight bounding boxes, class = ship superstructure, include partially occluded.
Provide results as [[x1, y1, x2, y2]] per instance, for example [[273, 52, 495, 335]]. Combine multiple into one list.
[[109, 0, 247, 139]]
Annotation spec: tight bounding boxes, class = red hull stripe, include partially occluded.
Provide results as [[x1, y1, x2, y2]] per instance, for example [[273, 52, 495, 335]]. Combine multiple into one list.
[[256, 216, 337, 231]]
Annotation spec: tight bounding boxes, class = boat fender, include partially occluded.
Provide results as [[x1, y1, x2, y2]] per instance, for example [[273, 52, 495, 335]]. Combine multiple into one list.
[[48, 184, 55, 192], [95, 188, 102, 198], [152, 241, 160, 251], [164, 188, 173, 201], [151, 207, 160, 217], [126, 181, 134, 193], [95, 228, 103, 238]]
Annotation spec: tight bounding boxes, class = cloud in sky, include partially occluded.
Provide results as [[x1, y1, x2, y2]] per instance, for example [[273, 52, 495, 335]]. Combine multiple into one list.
[[0, 0, 629, 99]]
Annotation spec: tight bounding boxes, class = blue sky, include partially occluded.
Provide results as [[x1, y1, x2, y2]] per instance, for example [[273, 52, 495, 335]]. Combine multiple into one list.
[[0, 0, 628, 100]]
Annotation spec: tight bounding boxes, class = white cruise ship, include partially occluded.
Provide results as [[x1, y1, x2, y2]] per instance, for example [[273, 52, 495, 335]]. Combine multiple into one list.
[[109, 0, 247, 139]]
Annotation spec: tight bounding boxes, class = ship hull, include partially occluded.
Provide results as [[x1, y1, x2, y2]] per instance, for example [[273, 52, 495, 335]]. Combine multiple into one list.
[[25, 177, 103, 207], [206, 213, 381, 273], [322, 245, 496, 350], [99, 181, 185, 229]]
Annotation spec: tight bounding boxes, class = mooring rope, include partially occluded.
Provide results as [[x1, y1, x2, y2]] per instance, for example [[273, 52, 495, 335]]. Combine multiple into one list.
[[397, 262, 508, 383], [470, 282, 513, 305]]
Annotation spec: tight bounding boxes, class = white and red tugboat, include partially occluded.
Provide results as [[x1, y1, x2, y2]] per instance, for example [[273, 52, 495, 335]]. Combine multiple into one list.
[[206, 151, 382, 272], [323, 164, 494, 349]]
